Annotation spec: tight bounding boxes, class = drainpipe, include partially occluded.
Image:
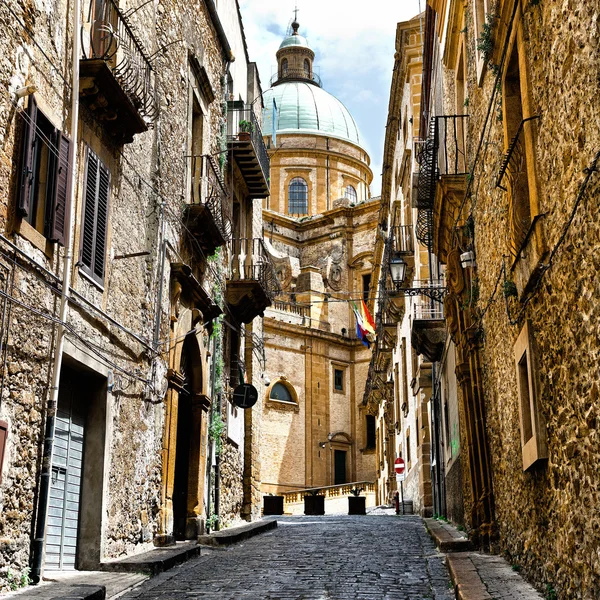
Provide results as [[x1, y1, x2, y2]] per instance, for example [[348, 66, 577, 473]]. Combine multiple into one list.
[[31, 0, 80, 583]]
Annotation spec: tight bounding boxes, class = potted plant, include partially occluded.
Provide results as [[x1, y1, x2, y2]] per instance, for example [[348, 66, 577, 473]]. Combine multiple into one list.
[[238, 119, 254, 140], [304, 489, 325, 515], [263, 493, 284, 516], [348, 487, 366, 515]]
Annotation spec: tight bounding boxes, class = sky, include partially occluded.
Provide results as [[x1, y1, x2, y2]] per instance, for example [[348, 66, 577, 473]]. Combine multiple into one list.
[[238, 0, 423, 197]]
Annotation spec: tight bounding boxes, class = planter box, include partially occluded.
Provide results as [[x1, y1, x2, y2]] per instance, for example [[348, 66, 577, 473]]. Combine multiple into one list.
[[304, 495, 325, 515], [263, 495, 284, 516], [348, 496, 366, 515]]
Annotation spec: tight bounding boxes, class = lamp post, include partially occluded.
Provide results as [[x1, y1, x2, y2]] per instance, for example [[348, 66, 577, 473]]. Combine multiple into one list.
[[387, 252, 447, 303]]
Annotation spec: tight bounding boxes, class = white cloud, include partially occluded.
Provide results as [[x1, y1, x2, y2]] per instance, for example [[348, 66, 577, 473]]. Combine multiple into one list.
[[239, 0, 423, 195]]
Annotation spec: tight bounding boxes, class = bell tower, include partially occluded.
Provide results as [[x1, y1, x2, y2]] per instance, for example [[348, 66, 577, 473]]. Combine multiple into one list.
[[275, 19, 317, 85]]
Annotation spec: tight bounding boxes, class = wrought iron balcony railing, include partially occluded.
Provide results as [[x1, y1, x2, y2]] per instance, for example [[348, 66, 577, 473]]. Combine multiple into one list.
[[191, 155, 231, 242], [415, 115, 468, 248], [270, 69, 322, 87], [227, 105, 270, 197], [230, 238, 281, 301], [81, 0, 158, 124]]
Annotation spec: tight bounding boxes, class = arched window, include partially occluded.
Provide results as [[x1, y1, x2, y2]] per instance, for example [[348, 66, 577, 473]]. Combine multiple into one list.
[[345, 184, 357, 203], [270, 382, 294, 403], [304, 59, 310, 76], [288, 177, 308, 215], [281, 58, 288, 77]]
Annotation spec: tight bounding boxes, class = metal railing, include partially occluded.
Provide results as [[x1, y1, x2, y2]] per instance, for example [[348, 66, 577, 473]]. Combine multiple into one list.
[[191, 155, 231, 241], [411, 281, 446, 320], [230, 238, 281, 301], [81, 0, 158, 123], [270, 69, 322, 87], [415, 115, 469, 248], [227, 105, 270, 185]]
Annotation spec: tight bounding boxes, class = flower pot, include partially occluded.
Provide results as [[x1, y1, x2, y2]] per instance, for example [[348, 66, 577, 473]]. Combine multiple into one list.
[[263, 495, 284, 516], [304, 495, 325, 515], [238, 131, 251, 141], [348, 496, 366, 515]]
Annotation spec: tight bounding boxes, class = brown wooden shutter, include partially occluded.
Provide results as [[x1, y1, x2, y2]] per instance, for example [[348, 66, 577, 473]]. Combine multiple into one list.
[[94, 162, 109, 280], [80, 148, 109, 284], [49, 133, 71, 245], [18, 97, 38, 217]]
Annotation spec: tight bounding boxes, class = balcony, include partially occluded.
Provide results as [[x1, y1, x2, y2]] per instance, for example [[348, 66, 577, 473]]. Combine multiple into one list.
[[226, 238, 281, 323], [227, 104, 270, 198], [185, 155, 231, 258], [416, 115, 469, 251], [410, 283, 446, 362], [79, 0, 158, 144], [270, 69, 322, 87]]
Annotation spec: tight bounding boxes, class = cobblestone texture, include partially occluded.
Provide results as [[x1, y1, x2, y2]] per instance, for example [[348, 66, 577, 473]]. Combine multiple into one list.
[[122, 515, 453, 600]]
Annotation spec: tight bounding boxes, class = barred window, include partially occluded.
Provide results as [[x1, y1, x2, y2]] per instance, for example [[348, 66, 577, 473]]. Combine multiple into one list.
[[288, 177, 308, 215], [345, 184, 357, 203]]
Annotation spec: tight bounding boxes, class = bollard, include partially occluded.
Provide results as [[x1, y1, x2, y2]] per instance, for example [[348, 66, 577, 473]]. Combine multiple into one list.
[[394, 491, 400, 515]]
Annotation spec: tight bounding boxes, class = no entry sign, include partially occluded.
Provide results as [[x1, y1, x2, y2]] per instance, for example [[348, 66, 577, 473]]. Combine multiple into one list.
[[394, 457, 406, 475]]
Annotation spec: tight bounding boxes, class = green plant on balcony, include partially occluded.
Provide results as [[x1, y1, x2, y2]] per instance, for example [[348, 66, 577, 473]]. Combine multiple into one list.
[[349, 487, 363, 497], [239, 119, 254, 133]]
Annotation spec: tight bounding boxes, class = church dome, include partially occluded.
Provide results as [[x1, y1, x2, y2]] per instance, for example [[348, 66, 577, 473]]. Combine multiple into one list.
[[279, 34, 310, 49], [262, 81, 362, 147]]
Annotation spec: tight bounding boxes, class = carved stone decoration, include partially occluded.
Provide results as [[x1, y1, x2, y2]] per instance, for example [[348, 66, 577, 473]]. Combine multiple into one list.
[[446, 248, 466, 295], [324, 244, 344, 291], [445, 293, 460, 341], [170, 277, 183, 323], [271, 255, 293, 291]]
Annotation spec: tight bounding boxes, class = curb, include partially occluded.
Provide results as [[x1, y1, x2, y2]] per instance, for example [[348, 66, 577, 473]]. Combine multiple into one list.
[[8, 584, 106, 599], [423, 518, 472, 553], [446, 553, 493, 600], [197, 519, 277, 546]]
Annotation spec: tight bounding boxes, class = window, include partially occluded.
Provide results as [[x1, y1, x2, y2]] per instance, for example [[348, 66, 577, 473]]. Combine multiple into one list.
[[472, 0, 490, 83], [514, 320, 547, 471], [406, 430, 411, 465], [17, 97, 70, 244], [502, 28, 539, 260], [281, 58, 288, 77], [365, 415, 376, 449], [288, 177, 308, 215], [416, 416, 419, 447], [444, 398, 450, 450], [270, 382, 293, 403], [345, 184, 357, 203], [303, 59, 310, 76], [362, 273, 371, 302], [80, 148, 110, 285], [334, 368, 344, 392]]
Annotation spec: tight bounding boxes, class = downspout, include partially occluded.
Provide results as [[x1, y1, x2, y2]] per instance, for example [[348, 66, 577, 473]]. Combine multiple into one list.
[[31, 0, 80, 582]]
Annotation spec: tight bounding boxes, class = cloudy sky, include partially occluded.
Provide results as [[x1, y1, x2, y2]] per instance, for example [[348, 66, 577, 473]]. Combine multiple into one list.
[[238, 0, 423, 196]]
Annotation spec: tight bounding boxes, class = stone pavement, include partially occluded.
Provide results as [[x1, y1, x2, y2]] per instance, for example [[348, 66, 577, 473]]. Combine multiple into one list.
[[121, 514, 454, 600]]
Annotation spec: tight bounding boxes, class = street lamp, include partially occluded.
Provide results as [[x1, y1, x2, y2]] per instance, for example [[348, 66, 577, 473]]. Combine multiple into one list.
[[388, 252, 447, 303]]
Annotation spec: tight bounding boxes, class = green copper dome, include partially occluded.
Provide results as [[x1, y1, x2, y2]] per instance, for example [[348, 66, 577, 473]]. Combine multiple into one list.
[[279, 34, 310, 49], [262, 82, 362, 147]]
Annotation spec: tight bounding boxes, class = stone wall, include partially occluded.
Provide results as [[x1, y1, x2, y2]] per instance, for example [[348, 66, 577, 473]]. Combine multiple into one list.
[[455, 0, 600, 596]]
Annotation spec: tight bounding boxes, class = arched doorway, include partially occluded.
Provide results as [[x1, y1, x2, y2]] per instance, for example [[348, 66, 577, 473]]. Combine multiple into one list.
[[172, 334, 204, 540]]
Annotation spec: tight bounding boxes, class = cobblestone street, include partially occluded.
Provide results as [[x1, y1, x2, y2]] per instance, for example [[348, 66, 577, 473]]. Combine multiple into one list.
[[122, 516, 453, 600]]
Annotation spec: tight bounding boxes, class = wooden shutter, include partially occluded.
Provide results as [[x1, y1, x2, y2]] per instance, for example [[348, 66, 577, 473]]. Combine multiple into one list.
[[49, 133, 71, 245], [80, 148, 110, 284], [17, 97, 38, 217]]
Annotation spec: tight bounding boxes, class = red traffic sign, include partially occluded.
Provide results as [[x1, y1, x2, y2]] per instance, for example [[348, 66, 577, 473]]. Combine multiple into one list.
[[394, 457, 406, 475]]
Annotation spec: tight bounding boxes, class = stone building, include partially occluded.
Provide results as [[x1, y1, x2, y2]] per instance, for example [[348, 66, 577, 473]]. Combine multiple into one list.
[[378, 0, 600, 596], [0, 0, 274, 589], [257, 20, 378, 497]]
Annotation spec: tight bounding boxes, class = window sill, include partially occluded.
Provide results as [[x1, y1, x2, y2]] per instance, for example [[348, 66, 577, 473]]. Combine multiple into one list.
[[266, 398, 299, 412], [78, 266, 105, 293], [14, 220, 53, 257]]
